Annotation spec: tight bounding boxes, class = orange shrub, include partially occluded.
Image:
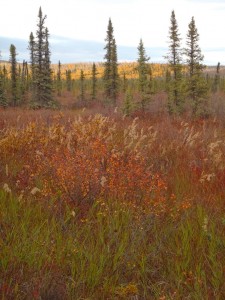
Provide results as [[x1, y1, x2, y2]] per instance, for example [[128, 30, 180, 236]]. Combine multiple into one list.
[[0, 114, 168, 216]]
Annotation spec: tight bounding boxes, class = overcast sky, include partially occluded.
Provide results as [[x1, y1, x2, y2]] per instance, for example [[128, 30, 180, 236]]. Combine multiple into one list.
[[1, 0, 225, 64]]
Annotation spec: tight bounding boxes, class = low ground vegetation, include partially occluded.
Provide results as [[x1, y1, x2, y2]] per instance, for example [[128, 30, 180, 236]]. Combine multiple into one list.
[[1, 108, 225, 299]]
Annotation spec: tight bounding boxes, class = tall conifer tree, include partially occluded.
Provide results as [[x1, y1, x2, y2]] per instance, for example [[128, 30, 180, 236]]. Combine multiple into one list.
[[9, 44, 18, 106], [21, 60, 29, 94], [166, 10, 184, 114], [28, 32, 35, 83], [91, 63, 97, 100], [2, 65, 8, 88], [212, 62, 220, 93], [0, 69, 7, 108], [103, 18, 119, 104], [80, 70, 85, 102], [29, 7, 54, 107], [184, 17, 209, 116], [57, 60, 62, 96], [137, 39, 150, 111], [122, 73, 127, 94], [42, 27, 53, 103], [111, 38, 119, 101]]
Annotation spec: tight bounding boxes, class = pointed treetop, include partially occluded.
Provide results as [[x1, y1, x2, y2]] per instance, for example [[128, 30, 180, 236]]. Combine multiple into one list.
[[137, 39, 150, 62], [216, 62, 220, 73], [107, 18, 113, 32], [169, 10, 181, 44], [171, 10, 175, 19], [30, 32, 34, 39], [38, 7, 42, 17], [109, 18, 112, 25]]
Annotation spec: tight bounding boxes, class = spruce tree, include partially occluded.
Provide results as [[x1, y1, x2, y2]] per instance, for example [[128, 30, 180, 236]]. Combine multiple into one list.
[[9, 44, 18, 106], [57, 60, 62, 96], [137, 39, 150, 111], [66, 70, 72, 91], [42, 27, 53, 104], [212, 62, 220, 93], [122, 72, 127, 94], [122, 87, 134, 116], [91, 62, 97, 100], [166, 10, 184, 114], [29, 7, 54, 107], [103, 18, 113, 100], [17, 65, 22, 102], [2, 65, 8, 93], [149, 65, 155, 94], [103, 18, 119, 104], [184, 17, 209, 116], [0, 69, 7, 108], [18, 60, 29, 99], [28, 32, 35, 82], [111, 38, 119, 101], [34, 7, 46, 105], [23, 60, 29, 92], [80, 70, 85, 102]]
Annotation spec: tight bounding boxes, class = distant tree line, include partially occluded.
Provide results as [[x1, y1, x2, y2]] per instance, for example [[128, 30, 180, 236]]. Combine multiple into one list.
[[0, 8, 224, 117]]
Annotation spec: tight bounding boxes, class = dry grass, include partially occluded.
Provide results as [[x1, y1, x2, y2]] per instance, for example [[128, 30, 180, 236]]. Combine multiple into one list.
[[1, 107, 225, 299]]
